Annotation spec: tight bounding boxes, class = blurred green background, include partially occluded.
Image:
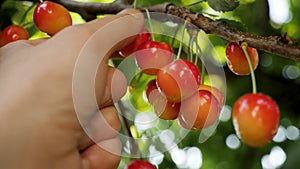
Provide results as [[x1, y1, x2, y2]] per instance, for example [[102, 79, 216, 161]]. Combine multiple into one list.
[[1, 0, 299, 168]]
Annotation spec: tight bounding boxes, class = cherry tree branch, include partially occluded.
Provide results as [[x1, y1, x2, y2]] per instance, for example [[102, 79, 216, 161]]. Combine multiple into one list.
[[50, 0, 300, 62], [51, 0, 132, 20], [166, 5, 300, 62]]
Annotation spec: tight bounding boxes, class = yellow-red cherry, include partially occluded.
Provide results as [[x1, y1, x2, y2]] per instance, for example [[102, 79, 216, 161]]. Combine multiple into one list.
[[119, 28, 151, 57], [232, 93, 280, 147], [126, 160, 156, 169], [226, 42, 259, 75], [136, 41, 173, 75], [146, 80, 180, 120], [199, 84, 224, 106], [157, 59, 200, 103], [178, 90, 221, 130], [34, 1, 72, 36], [0, 25, 29, 46]]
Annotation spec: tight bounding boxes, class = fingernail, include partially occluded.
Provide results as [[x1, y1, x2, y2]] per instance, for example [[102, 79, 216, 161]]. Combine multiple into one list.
[[81, 159, 89, 169]]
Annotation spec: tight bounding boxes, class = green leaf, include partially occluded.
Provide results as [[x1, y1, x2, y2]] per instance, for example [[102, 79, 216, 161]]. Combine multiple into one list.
[[207, 0, 239, 12]]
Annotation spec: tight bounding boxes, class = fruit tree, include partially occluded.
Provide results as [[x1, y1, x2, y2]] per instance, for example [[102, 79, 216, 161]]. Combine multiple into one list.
[[1, 0, 300, 169]]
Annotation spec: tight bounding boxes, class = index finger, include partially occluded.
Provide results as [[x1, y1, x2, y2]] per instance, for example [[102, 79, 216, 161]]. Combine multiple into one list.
[[42, 8, 144, 61], [72, 9, 144, 123]]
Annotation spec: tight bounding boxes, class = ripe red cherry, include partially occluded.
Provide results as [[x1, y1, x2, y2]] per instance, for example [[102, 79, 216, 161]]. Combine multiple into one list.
[[126, 160, 156, 169], [146, 80, 180, 120], [0, 25, 29, 46], [199, 84, 224, 106], [136, 41, 173, 75], [178, 90, 221, 130], [34, 1, 72, 36], [157, 59, 200, 103], [119, 28, 151, 57], [232, 93, 280, 147], [226, 42, 259, 75]]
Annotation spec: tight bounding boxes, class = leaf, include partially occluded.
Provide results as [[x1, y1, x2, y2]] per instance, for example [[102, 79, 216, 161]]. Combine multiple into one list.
[[207, 0, 240, 12]]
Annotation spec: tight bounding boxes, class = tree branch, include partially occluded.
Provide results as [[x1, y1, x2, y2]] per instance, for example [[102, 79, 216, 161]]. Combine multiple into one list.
[[50, 0, 300, 62], [166, 5, 300, 62], [51, 0, 132, 21]]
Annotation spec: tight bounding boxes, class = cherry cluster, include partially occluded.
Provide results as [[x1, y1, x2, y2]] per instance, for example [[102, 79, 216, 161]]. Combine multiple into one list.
[[226, 42, 280, 147], [0, 1, 71, 46], [119, 28, 224, 131]]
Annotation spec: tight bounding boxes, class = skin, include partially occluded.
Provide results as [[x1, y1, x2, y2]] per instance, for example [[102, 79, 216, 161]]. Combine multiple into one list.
[[0, 9, 144, 169]]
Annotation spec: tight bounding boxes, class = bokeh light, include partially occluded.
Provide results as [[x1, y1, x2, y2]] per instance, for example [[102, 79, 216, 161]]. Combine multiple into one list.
[[185, 147, 203, 169], [260, 54, 273, 68], [169, 146, 203, 169], [273, 125, 287, 143], [149, 145, 164, 166], [268, 0, 291, 25], [170, 147, 187, 167], [286, 125, 300, 140], [159, 129, 175, 146], [219, 105, 232, 122], [261, 146, 287, 169], [282, 65, 300, 80], [226, 134, 241, 150], [134, 112, 157, 132]]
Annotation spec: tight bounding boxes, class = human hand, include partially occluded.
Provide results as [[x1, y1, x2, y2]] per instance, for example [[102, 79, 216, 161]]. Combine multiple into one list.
[[0, 8, 144, 169]]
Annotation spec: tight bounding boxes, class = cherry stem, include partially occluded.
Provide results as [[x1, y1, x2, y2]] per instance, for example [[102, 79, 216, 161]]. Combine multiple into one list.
[[117, 101, 142, 160], [133, 0, 137, 8], [171, 26, 180, 47], [242, 45, 257, 94], [188, 35, 195, 62], [144, 8, 155, 41], [177, 20, 187, 60], [195, 39, 205, 84]]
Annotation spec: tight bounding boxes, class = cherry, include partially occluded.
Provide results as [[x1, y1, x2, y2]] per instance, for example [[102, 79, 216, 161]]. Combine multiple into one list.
[[157, 59, 200, 103], [34, 1, 72, 36], [199, 84, 224, 106], [126, 160, 156, 169], [119, 28, 151, 57], [146, 80, 180, 120], [226, 42, 259, 75], [178, 90, 221, 130], [232, 93, 280, 147], [136, 41, 173, 75], [0, 25, 29, 46]]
